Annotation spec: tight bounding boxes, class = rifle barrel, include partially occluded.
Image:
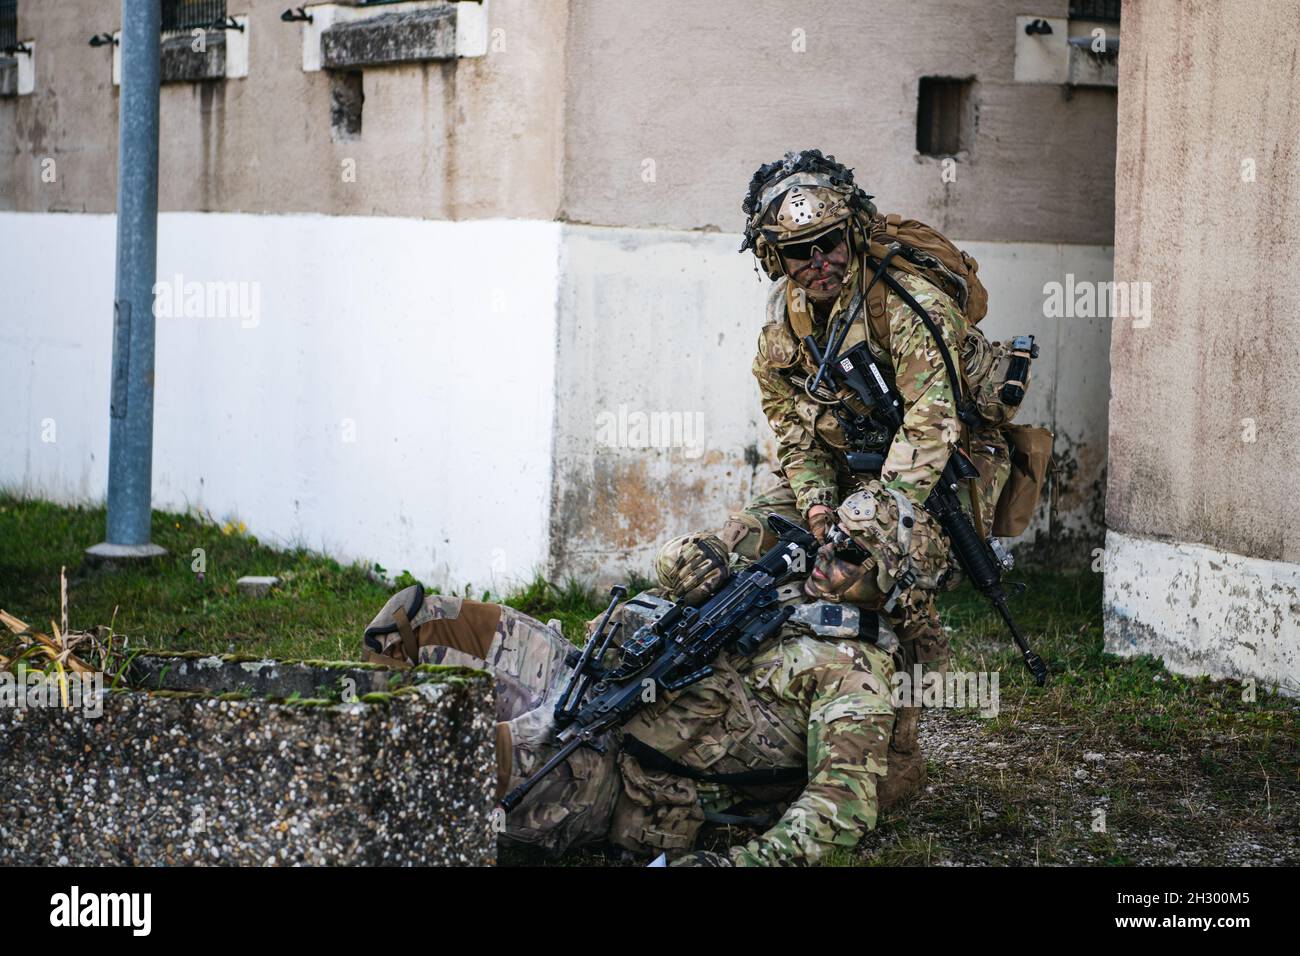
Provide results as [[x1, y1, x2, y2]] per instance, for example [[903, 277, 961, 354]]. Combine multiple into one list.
[[499, 733, 588, 812]]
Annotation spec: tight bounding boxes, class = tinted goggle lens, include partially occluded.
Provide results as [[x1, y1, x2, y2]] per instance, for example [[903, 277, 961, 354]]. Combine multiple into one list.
[[778, 226, 846, 261], [825, 526, 870, 564]]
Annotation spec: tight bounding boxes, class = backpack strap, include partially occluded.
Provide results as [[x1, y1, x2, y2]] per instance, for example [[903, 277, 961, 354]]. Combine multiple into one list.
[[876, 267, 979, 429], [874, 265, 989, 534]]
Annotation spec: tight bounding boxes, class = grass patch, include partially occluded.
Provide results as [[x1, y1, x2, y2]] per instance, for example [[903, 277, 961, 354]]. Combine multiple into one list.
[[3, 493, 1296, 865], [0, 493, 607, 661]]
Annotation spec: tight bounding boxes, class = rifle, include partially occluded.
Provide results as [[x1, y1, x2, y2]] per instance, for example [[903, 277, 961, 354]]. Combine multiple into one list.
[[805, 335, 1048, 686], [499, 515, 819, 812]]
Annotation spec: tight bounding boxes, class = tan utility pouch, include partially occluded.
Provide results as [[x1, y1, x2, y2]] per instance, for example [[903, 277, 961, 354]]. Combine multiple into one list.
[[609, 750, 705, 855], [992, 425, 1054, 537]]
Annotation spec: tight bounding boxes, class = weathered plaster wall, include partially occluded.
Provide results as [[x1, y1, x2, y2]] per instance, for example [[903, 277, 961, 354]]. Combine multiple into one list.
[[550, 227, 1113, 584], [1, 0, 1120, 588], [0, 0, 569, 219], [1105, 0, 1300, 690], [560, 0, 1116, 244], [550, 0, 1119, 576]]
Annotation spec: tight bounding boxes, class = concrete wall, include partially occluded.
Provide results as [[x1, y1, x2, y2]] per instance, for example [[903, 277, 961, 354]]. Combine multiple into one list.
[[550, 231, 1113, 583], [560, 0, 1116, 244], [0, 0, 569, 218], [0, 0, 1119, 590], [0, 211, 561, 592], [1105, 0, 1300, 692], [551, 0, 1118, 575]]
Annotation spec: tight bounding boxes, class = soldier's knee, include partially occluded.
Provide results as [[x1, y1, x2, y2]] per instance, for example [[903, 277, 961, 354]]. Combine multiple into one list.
[[721, 514, 766, 561]]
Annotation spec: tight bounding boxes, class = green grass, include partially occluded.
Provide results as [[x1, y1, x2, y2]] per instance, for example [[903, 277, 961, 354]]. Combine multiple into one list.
[[0, 493, 607, 660], [937, 566, 1295, 771], [4, 493, 1296, 865]]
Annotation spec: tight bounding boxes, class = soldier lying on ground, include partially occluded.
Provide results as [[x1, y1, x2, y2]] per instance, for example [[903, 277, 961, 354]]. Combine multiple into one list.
[[363, 491, 952, 867]]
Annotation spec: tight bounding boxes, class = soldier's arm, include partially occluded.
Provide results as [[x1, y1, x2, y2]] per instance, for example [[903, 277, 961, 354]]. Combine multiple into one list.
[[728, 644, 893, 866], [879, 274, 967, 509], [752, 335, 840, 514]]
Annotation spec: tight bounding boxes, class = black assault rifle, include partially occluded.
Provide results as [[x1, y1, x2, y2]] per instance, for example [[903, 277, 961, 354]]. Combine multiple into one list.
[[804, 334, 1049, 686], [499, 516, 819, 812]]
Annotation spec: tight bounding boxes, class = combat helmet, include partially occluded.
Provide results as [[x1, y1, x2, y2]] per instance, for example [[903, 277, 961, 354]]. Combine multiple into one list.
[[740, 149, 878, 280]]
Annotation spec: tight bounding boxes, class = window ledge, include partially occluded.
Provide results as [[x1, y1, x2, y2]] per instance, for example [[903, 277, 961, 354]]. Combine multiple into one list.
[[297, 1, 488, 72], [160, 31, 226, 83], [111, 14, 249, 86]]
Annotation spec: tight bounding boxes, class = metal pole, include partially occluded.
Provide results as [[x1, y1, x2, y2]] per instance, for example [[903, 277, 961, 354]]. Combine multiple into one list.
[[88, 0, 165, 562]]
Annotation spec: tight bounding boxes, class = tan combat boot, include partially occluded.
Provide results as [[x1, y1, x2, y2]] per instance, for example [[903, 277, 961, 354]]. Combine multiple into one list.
[[877, 706, 926, 811]]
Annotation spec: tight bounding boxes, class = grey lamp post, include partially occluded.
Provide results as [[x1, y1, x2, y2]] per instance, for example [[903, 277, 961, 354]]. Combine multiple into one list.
[[87, 0, 166, 563]]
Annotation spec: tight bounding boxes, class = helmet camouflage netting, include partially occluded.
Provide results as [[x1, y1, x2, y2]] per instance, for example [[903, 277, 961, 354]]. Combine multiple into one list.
[[740, 149, 877, 278]]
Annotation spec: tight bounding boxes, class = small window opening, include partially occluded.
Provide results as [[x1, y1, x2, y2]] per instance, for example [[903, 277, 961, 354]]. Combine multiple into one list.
[[916, 76, 973, 158]]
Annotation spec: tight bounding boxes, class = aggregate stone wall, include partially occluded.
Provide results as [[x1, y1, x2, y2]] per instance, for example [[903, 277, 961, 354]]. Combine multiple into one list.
[[0, 654, 497, 866]]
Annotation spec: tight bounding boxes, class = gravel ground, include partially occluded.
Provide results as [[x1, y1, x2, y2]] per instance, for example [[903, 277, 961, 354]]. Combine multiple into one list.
[[852, 709, 1299, 866]]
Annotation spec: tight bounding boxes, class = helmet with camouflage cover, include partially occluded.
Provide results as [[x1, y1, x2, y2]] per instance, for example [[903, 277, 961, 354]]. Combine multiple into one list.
[[740, 149, 878, 280]]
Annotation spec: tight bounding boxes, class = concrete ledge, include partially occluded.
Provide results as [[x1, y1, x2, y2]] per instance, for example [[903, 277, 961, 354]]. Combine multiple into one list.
[[113, 18, 247, 85], [1103, 528, 1300, 694], [321, 7, 456, 69], [160, 31, 226, 83], [0, 652, 497, 865]]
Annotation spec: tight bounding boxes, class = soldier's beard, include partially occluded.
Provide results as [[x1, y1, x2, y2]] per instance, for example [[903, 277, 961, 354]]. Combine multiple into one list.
[[793, 266, 844, 301]]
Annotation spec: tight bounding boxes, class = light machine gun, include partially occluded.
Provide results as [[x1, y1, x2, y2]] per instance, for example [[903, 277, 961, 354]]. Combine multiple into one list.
[[804, 335, 1049, 686], [500, 516, 819, 812]]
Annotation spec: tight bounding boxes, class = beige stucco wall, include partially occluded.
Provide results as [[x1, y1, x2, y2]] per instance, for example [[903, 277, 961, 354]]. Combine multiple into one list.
[[0, 0, 569, 218], [4, 0, 1116, 239], [1105, 0, 1300, 692], [1, 0, 1121, 583], [560, 0, 1116, 243], [1108, 0, 1300, 563]]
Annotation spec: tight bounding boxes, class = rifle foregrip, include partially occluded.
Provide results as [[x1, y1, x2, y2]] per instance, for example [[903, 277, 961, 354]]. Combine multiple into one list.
[[937, 497, 1000, 592]]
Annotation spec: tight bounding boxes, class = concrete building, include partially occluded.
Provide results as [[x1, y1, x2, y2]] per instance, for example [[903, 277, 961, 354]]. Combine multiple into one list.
[[1, 1, 1117, 592], [1104, 0, 1300, 693]]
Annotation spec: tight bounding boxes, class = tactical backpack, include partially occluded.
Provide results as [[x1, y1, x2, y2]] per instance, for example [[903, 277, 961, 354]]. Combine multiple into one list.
[[855, 213, 1052, 539], [861, 213, 988, 332]]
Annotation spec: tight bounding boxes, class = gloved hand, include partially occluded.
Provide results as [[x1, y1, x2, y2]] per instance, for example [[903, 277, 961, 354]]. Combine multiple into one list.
[[806, 504, 837, 543], [655, 532, 732, 606]]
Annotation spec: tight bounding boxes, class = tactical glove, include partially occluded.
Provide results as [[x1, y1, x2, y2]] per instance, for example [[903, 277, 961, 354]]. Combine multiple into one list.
[[655, 532, 732, 606], [806, 504, 836, 543]]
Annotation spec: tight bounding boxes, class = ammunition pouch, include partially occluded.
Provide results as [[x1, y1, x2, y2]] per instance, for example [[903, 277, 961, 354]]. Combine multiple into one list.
[[992, 424, 1054, 537], [963, 331, 1037, 429]]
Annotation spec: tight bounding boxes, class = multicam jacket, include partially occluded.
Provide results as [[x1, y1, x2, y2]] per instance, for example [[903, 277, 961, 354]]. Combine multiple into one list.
[[619, 619, 895, 867], [753, 262, 970, 514]]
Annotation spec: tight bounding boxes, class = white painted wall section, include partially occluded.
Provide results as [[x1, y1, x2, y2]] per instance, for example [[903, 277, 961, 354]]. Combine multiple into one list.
[[959, 240, 1115, 542], [3, 212, 1113, 591], [1104, 528, 1300, 695], [0, 212, 562, 593]]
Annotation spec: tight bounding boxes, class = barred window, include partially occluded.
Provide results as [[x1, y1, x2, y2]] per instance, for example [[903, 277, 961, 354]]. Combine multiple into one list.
[[161, 0, 227, 34], [1069, 0, 1121, 22], [0, 0, 17, 55]]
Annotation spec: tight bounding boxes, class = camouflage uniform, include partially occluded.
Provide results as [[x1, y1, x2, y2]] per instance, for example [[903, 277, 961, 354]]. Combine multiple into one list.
[[721, 230, 1012, 809], [725, 268, 1011, 667], [364, 589, 894, 866]]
